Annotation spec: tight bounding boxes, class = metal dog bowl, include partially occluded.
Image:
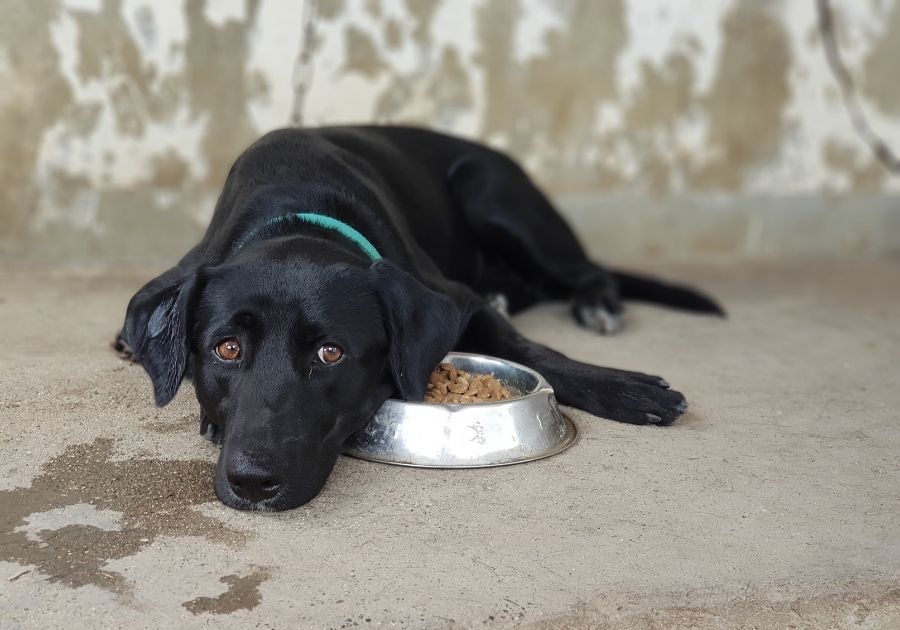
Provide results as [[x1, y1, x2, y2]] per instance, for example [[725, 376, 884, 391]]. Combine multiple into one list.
[[343, 353, 577, 468]]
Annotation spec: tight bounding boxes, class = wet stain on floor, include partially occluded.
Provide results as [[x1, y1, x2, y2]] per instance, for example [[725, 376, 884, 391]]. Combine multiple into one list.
[[0, 438, 245, 593], [182, 566, 271, 615]]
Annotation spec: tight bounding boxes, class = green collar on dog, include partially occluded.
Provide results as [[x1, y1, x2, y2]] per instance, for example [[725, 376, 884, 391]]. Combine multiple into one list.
[[234, 212, 382, 261]]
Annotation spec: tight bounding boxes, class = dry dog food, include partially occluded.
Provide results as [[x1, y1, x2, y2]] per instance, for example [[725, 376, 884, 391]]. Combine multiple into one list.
[[425, 363, 514, 404]]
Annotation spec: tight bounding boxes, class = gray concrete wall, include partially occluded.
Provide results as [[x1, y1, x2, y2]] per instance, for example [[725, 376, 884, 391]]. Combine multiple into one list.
[[1, 0, 899, 265]]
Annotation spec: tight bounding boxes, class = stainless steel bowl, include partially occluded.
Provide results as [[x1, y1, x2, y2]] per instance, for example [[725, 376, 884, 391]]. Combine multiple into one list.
[[343, 352, 577, 468]]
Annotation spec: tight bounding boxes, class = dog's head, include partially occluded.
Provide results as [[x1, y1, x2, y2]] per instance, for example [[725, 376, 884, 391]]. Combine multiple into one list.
[[123, 245, 465, 511]]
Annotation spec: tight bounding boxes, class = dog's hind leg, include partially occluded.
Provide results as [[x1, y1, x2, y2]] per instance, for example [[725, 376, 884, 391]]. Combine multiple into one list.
[[447, 154, 626, 334]]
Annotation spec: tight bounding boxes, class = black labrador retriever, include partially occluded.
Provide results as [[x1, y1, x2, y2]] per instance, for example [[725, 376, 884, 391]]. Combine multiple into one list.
[[117, 126, 722, 511]]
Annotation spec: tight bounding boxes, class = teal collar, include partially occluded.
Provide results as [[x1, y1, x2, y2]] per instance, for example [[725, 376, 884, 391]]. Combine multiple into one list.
[[234, 212, 382, 261]]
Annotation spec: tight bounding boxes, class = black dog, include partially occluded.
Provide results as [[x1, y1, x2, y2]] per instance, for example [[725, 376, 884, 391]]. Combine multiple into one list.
[[117, 126, 722, 511]]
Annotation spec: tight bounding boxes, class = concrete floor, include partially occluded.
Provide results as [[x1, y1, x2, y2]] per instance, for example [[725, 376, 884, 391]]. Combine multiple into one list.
[[1, 261, 898, 629]]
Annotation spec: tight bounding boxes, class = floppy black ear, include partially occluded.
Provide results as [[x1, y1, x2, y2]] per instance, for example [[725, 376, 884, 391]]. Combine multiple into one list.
[[372, 261, 466, 401], [120, 269, 202, 406]]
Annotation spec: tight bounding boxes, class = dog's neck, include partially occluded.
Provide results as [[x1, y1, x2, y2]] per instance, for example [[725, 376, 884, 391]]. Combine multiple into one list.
[[233, 212, 382, 262]]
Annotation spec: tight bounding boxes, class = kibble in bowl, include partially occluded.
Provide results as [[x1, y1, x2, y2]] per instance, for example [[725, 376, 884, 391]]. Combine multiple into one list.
[[425, 362, 516, 404]]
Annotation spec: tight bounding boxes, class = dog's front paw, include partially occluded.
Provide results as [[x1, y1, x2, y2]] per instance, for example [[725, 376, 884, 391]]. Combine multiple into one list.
[[613, 376, 687, 425], [580, 371, 687, 425]]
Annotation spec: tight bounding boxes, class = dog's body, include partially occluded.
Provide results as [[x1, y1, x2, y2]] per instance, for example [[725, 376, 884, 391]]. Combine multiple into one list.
[[119, 126, 722, 511]]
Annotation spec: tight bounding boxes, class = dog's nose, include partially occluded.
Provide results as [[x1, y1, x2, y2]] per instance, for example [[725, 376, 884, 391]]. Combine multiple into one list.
[[225, 455, 282, 503]]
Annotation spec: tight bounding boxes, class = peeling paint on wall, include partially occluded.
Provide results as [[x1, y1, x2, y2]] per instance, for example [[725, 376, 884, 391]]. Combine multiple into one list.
[[1, 0, 899, 263], [302, 0, 900, 195], [862, 1, 900, 117], [688, 3, 792, 190]]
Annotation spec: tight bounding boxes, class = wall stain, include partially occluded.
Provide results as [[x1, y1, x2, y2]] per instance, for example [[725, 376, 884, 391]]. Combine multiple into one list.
[[0, 438, 245, 594], [0, 0, 70, 242], [343, 25, 386, 78], [425, 47, 473, 126], [863, 1, 900, 116], [374, 73, 414, 121], [476, 0, 627, 191], [0, 0, 268, 261], [476, 0, 524, 146], [149, 149, 191, 189], [182, 566, 271, 615], [404, 0, 440, 47], [184, 0, 263, 187], [318, 0, 346, 21], [364, 0, 381, 19], [687, 3, 791, 190], [383, 17, 402, 50], [27, 188, 206, 262], [371, 2, 471, 128], [823, 140, 886, 192], [72, 0, 154, 138], [624, 51, 697, 194], [626, 53, 696, 130]]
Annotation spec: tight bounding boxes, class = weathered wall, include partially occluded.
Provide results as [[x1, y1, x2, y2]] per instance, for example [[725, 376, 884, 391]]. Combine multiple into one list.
[[1, 0, 899, 264]]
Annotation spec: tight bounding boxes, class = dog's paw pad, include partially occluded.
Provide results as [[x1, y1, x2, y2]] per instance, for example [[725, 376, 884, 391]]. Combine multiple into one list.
[[573, 304, 624, 335]]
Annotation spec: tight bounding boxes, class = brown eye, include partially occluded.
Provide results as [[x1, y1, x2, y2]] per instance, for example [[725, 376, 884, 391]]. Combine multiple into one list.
[[317, 343, 344, 364], [215, 338, 241, 361]]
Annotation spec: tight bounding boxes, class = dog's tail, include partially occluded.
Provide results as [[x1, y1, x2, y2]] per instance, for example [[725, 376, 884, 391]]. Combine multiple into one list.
[[611, 269, 726, 316]]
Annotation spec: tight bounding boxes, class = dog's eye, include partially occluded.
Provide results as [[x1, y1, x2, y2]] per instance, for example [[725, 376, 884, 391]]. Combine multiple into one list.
[[215, 338, 242, 362], [316, 343, 344, 364]]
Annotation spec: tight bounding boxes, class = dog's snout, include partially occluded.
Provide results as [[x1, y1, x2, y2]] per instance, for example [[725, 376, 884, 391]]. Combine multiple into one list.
[[225, 454, 282, 503]]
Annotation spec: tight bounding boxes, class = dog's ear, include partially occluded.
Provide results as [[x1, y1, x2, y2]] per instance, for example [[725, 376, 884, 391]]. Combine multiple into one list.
[[371, 261, 466, 401], [121, 269, 202, 406]]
